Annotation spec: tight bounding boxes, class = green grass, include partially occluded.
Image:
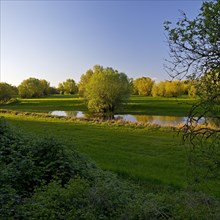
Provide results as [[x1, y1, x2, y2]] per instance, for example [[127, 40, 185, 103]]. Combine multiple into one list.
[[0, 94, 196, 116], [1, 112, 219, 197], [1, 95, 219, 197], [124, 96, 197, 116], [0, 113, 186, 188]]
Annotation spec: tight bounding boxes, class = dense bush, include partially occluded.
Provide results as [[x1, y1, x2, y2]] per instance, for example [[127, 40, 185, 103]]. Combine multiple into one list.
[[18, 77, 51, 98], [0, 83, 17, 102], [0, 117, 94, 217], [0, 117, 219, 219]]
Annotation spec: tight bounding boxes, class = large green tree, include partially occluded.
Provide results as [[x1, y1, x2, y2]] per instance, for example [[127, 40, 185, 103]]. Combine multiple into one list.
[[40, 79, 50, 96], [18, 78, 49, 98], [84, 65, 130, 116], [133, 77, 154, 96], [78, 69, 94, 97], [165, 0, 220, 182]]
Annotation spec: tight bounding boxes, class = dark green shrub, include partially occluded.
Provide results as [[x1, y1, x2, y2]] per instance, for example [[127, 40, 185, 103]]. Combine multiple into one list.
[[0, 117, 95, 218]]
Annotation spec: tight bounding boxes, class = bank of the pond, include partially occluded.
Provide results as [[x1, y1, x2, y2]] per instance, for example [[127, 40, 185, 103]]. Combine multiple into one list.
[[50, 110, 212, 127], [0, 109, 181, 129]]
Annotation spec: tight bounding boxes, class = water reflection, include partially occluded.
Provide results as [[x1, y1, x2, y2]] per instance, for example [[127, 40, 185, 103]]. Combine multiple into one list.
[[50, 111, 85, 118], [49, 110, 213, 127], [114, 115, 190, 126]]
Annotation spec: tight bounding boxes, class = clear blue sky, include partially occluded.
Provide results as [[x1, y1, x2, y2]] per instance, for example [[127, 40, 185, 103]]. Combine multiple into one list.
[[1, 0, 203, 87]]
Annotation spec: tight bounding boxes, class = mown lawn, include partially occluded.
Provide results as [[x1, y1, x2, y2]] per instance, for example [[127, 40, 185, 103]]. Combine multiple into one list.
[[124, 96, 197, 116], [1, 112, 219, 197], [0, 95, 197, 116]]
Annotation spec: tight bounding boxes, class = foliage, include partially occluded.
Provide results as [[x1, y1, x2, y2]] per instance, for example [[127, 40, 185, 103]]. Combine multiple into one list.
[[164, 0, 220, 79], [152, 81, 166, 97], [165, 0, 220, 182], [164, 80, 185, 97], [0, 117, 94, 218], [152, 80, 187, 98], [78, 69, 94, 97], [85, 65, 130, 116], [133, 77, 155, 96], [18, 77, 50, 98], [48, 86, 59, 95], [40, 79, 50, 95], [0, 83, 17, 102], [58, 79, 78, 95]]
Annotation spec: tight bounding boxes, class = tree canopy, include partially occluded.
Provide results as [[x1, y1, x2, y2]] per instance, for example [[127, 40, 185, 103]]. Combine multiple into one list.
[[164, 0, 220, 80], [18, 78, 50, 98], [0, 83, 17, 102], [165, 0, 220, 182], [133, 77, 154, 96], [84, 65, 130, 116], [58, 79, 78, 95], [78, 69, 93, 97]]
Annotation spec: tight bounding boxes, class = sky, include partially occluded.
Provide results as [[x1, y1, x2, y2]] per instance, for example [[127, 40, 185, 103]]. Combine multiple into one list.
[[1, 0, 203, 87]]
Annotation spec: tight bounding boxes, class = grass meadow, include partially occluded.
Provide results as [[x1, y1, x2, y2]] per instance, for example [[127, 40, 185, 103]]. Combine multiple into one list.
[[1, 95, 219, 197], [1, 111, 219, 197], [0, 95, 196, 116]]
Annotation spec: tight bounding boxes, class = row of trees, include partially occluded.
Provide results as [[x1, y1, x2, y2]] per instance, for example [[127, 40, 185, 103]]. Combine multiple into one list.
[[0, 74, 198, 101], [0, 78, 79, 100], [131, 77, 197, 97], [1, 69, 200, 103]]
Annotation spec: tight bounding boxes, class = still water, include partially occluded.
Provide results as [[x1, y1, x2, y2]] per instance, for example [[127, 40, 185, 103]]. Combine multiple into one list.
[[50, 111, 211, 127]]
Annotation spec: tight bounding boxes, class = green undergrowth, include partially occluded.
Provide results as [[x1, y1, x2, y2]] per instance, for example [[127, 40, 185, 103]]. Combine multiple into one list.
[[1, 117, 220, 219]]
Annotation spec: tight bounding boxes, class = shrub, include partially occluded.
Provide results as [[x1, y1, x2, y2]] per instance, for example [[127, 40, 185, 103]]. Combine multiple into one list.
[[0, 83, 17, 102]]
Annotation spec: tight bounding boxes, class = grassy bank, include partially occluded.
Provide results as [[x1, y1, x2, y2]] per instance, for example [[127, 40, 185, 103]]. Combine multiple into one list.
[[0, 95, 196, 116], [1, 112, 219, 197]]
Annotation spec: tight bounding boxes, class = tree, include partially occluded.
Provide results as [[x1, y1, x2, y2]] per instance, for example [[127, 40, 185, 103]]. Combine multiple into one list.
[[0, 83, 17, 102], [58, 79, 78, 95], [48, 86, 59, 95], [57, 83, 64, 94], [63, 79, 78, 94], [84, 65, 130, 117], [152, 81, 166, 97], [40, 79, 50, 96], [18, 78, 45, 98], [78, 69, 94, 97], [164, 80, 184, 97], [165, 0, 220, 182], [133, 77, 154, 96]]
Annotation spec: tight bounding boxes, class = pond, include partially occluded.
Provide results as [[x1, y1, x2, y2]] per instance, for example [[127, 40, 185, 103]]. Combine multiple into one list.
[[49, 110, 214, 127]]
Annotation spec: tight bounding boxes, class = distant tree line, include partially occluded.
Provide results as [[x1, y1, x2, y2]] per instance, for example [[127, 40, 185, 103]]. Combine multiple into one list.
[[130, 77, 197, 98], [0, 66, 199, 104]]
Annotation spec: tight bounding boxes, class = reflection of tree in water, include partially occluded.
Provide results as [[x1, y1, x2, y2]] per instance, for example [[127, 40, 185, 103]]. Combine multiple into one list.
[[65, 111, 78, 117], [135, 115, 154, 123], [135, 115, 184, 126], [160, 116, 183, 123]]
